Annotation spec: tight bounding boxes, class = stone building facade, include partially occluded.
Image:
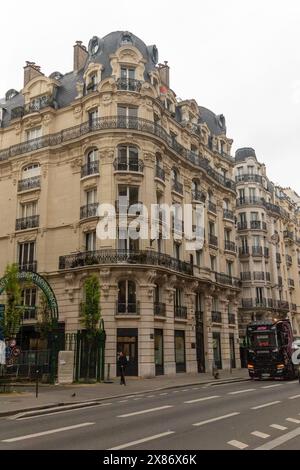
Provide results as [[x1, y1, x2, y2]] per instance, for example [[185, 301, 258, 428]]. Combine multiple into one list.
[[0, 31, 241, 377]]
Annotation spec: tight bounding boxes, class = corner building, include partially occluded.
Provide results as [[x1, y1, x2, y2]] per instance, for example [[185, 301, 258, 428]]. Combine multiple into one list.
[[0, 31, 241, 377]]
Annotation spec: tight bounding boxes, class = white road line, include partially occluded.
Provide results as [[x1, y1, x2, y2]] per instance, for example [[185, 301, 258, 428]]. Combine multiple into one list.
[[16, 403, 111, 420], [133, 398, 142, 401], [2, 422, 94, 443], [251, 401, 281, 410], [251, 431, 270, 439], [228, 389, 255, 395], [270, 424, 288, 431], [289, 395, 300, 400], [147, 395, 155, 398], [192, 387, 200, 390], [227, 440, 248, 449], [117, 405, 173, 418], [193, 412, 240, 427], [256, 427, 300, 450], [159, 393, 168, 396], [262, 384, 282, 389], [172, 390, 179, 393], [184, 395, 220, 404], [119, 400, 128, 403], [108, 431, 175, 450], [181, 389, 188, 392], [286, 418, 300, 424]]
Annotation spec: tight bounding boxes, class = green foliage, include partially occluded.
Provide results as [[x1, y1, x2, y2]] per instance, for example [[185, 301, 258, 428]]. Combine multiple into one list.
[[80, 274, 101, 338], [0, 264, 24, 340], [36, 293, 56, 339]]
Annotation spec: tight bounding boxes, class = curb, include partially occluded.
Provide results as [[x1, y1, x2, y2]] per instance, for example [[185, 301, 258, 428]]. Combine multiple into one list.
[[1, 376, 249, 418]]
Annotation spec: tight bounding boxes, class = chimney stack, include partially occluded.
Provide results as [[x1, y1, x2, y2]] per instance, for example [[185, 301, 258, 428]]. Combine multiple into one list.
[[73, 41, 88, 73], [158, 61, 170, 88], [24, 61, 44, 87]]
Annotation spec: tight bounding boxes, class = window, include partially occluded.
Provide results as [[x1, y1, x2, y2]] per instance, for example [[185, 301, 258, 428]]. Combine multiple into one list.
[[154, 284, 160, 304], [250, 212, 259, 221], [237, 166, 243, 176], [118, 280, 137, 313], [117, 145, 139, 171], [26, 127, 42, 141], [174, 243, 181, 260], [118, 185, 139, 209], [210, 255, 216, 271], [196, 250, 202, 266], [247, 166, 255, 175], [224, 229, 231, 241], [22, 163, 41, 179], [174, 288, 183, 307], [86, 149, 98, 165], [256, 287, 264, 304], [239, 212, 247, 224], [21, 288, 37, 320], [21, 201, 37, 218], [253, 235, 260, 247], [209, 222, 215, 235], [85, 231, 96, 251], [121, 67, 135, 80], [86, 73, 97, 93], [238, 188, 245, 202], [86, 189, 97, 205], [192, 180, 198, 193], [88, 108, 98, 127], [171, 168, 178, 183], [117, 105, 138, 128], [226, 260, 233, 277], [120, 67, 136, 90], [249, 188, 256, 203], [240, 236, 248, 252], [18, 241, 35, 271]]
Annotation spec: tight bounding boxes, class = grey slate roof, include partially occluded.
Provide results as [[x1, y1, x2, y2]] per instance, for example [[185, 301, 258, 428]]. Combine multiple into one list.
[[235, 147, 257, 162], [198, 106, 227, 136]]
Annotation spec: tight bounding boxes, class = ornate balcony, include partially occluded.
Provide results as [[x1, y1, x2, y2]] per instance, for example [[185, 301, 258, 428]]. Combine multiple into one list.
[[116, 301, 140, 315], [15, 215, 39, 231], [80, 203, 99, 220], [155, 165, 165, 181], [283, 230, 294, 242], [59, 249, 193, 275], [214, 272, 240, 287], [252, 246, 263, 256], [209, 234, 218, 247], [116, 78, 142, 92], [207, 201, 217, 214], [174, 306, 187, 319], [192, 189, 206, 203], [81, 161, 99, 178], [237, 221, 248, 230], [236, 197, 264, 207], [18, 176, 40, 192], [172, 180, 183, 195], [250, 220, 262, 230], [240, 272, 251, 281], [224, 240, 236, 252], [223, 209, 235, 221], [154, 302, 166, 316], [113, 159, 144, 173], [235, 174, 263, 184], [253, 271, 265, 280], [239, 247, 250, 257], [212, 311, 222, 323]]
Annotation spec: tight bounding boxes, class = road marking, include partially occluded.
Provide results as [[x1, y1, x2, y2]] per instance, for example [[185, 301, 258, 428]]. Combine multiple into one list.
[[16, 403, 111, 420], [270, 424, 288, 431], [228, 389, 255, 395], [251, 401, 281, 410], [286, 418, 300, 424], [289, 394, 300, 400], [117, 405, 173, 418], [119, 400, 128, 403], [256, 426, 300, 450], [2, 422, 94, 442], [181, 389, 188, 392], [159, 393, 168, 396], [251, 431, 270, 439], [133, 398, 142, 401], [227, 440, 248, 449], [262, 384, 282, 389], [108, 431, 175, 450], [193, 412, 240, 427], [172, 391, 179, 393], [147, 395, 155, 398], [184, 395, 220, 404], [192, 387, 200, 390]]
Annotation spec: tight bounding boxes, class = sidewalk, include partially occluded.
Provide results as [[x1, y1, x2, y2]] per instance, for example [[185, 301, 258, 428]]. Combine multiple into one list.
[[0, 369, 249, 417]]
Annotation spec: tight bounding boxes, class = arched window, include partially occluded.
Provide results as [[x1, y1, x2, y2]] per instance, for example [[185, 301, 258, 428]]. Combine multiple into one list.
[[116, 145, 139, 172], [118, 280, 137, 314], [171, 168, 178, 183], [86, 149, 98, 164], [22, 163, 41, 179], [223, 199, 229, 210], [82, 149, 99, 177], [86, 73, 97, 93]]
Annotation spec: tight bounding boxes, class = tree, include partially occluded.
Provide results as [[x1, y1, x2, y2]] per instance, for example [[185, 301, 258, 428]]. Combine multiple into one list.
[[36, 293, 56, 341], [79, 274, 101, 380], [0, 264, 24, 341]]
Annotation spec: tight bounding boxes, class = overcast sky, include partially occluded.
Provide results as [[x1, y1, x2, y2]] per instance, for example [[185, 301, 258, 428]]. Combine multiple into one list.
[[1, 0, 300, 192]]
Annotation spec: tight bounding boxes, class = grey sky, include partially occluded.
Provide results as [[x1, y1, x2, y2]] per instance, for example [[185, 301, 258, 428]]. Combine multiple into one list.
[[1, 0, 300, 192]]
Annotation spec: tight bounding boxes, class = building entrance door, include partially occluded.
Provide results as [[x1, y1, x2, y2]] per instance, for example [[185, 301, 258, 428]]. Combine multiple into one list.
[[175, 330, 186, 373], [117, 328, 138, 376], [212, 332, 222, 369], [229, 333, 236, 369], [154, 329, 164, 376]]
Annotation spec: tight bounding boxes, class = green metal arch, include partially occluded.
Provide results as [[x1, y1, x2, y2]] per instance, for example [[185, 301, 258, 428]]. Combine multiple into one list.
[[0, 271, 58, 320]]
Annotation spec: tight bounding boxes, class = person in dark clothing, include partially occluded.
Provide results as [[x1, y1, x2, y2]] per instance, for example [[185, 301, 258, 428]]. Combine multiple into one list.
[[118, 351, 128, 385]]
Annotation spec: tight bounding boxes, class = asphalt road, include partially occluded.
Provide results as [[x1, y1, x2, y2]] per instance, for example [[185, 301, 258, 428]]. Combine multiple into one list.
[[1, 379, 300, 450]]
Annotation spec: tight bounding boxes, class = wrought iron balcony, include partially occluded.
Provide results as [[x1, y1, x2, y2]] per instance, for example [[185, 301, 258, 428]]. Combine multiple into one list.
[[59, 249, 193, 275], [224, 240, 236, 252], [255, 298, 267, 308], [209, 234, 218, 247], [11, 96, 54, 119], [155, 165, 165, 181], [116, 78, 142, 92], [212, 311, 222, 323], [252, 246, 263, 256], [15, 215, 39, 231], [172, 180, 183, 195], [253, 271, 265, 280], [116, 301, 140, 315], [239, 247, 250, 257], [207, 201, 217, 213], [81, 161, 99, 178], [288, 278, 295, 288], [283, 230, 294, 241], [237, 221, 248, 230], [19, 261, 37, 272], [113, 159, 144, 173], [276, 253, 281, 263], [223, 209, 234, 221], [236, 197, 264, 207], [174, 306, 187, 319], [154, 302, 166, 316], [250, 220, 262, 230], [235, 174, 263, 184], [240, 272, 251, 281], [214, 272, 240, 287], [286, 254, 293, 265], [18, 176, 40, 192], [241, 298, 268, 309], [192, 189, 206, 203], [228, 313, 236, 325], [80, 203, 99, 219]]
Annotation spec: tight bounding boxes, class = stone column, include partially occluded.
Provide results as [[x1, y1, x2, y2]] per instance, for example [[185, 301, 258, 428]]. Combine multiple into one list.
[[220, 297, 230, 371], [138, 283, 156, 378], [185, 289, 198, 373], [203, 294, 213, 372], [164, 282, 176, 375]]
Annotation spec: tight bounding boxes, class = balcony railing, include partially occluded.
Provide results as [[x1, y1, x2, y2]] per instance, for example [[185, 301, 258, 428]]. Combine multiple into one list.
[[59, 249, 193, 275], [0, 116, 235, 191], [236, 197, 264, 207], [172, 180, 183, 195], [276, 253, 281, 263], [209, 234, 218, 247], [116, 301, 140, 315], [81, 161, 99, 178], [250, 220, 262, 230], [174, 306, 187, 319], [286, 254, 293, 265], [80, 203, 99, 219], [154, 302, 166, 316], [228, 313, 236, 325], [264, 247, 269, 257], [15, 215, 39, 231], [277, 300, 289, 310], [155, 165, 165, 181], [18, 176, 41, 192], [113, 159, 144, 173], [239, 247, 250, 256], [288, 278, 295, 287], [192, 189, 206, 203], [235, 174, 263, 184], [224, 240, 236, 252], [237, 222, 248, 230], [207, 201, 217, 213], [212, 311, 222, 323], [11, 96, 54, 119], [240, 272, 251, 281], [252, 246, 263, 256], [223, 209, 234, 221], [214, 272, 240, 287], [283, 230, 294, 241], [241, 299, 253, 308], [253, 271, 265, 280], [19, 261, 37, 272], [116, 78, 142, 92]]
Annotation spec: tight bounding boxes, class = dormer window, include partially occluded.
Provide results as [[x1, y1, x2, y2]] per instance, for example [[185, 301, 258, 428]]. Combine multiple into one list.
[[121, 31, 133, 45], [86, 74, 97, 93]]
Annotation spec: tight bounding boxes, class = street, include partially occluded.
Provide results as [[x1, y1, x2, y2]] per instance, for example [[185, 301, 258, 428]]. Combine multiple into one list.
[[1, 379, 300, 450]]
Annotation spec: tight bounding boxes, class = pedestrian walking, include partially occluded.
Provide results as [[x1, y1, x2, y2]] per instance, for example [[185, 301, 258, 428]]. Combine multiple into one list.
[[118, 351, 128, 385]]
